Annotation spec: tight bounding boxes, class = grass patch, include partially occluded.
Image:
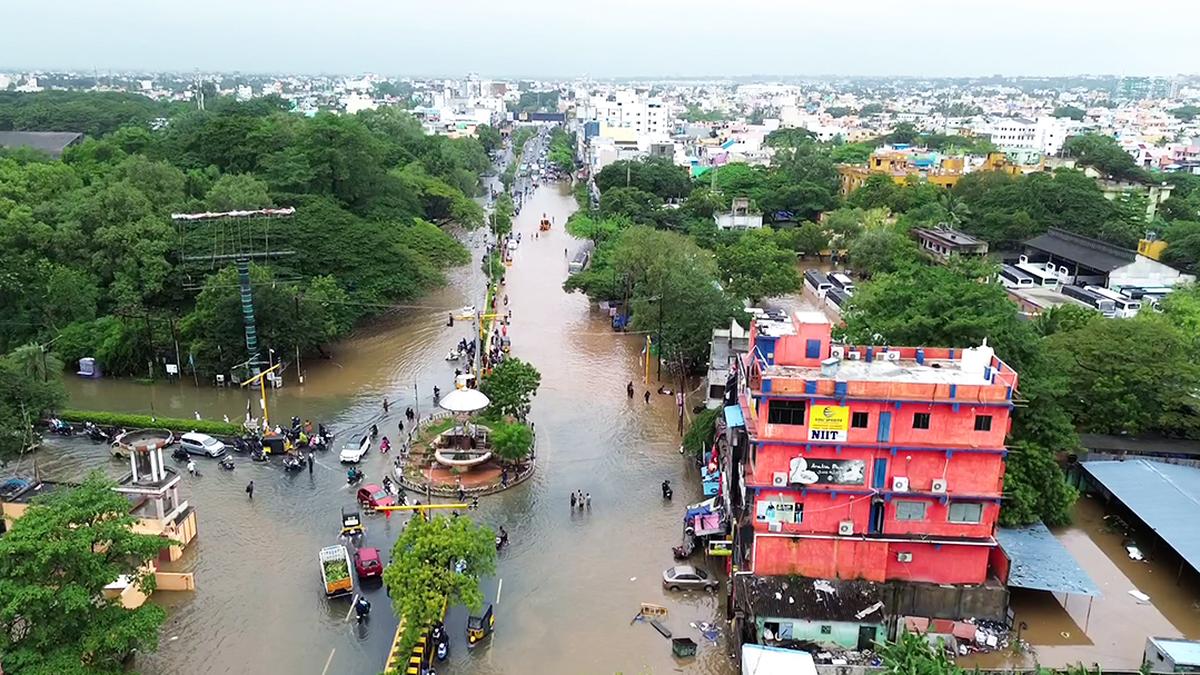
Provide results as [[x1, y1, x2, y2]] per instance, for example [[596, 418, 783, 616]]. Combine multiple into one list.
[[57, 410, 242, 436]]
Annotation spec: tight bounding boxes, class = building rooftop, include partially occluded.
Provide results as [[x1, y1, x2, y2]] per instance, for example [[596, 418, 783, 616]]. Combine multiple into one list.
[[1008, 285, 1092, 311], [997, 522, 1099, 596], [0, 130, 83, 158], [1148, 637, 1200, 666], [767, 355, 994, 387], [913, 226, 986, 248], [1025, 227, 1136, 273], [733, 574, 886, 623], [1081, 459, 1200, 576]]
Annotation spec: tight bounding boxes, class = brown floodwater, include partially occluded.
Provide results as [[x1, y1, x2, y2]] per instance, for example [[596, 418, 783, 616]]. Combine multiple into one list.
[[965, 495, 1200, 671], [42, 178, 735, 675]]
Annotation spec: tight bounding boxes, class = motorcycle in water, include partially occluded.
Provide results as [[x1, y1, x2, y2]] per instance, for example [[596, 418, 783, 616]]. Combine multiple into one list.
[[282, 455, 304, 472], [48, 419, 74, 436], [661, 480, 673, 501], [172, 447, 190, 462], [354, 596, 371, 622], [250, 449, 268, 463], [347, 468, 365, 485], [431, 622, 449, 661], [219, 455, 235, 471], [83, 423, 108, 443]]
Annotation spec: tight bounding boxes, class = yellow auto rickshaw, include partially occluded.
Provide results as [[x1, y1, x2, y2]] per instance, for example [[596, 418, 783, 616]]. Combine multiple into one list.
[[340, 506, 364, 538], [467, 604, 494, 648]]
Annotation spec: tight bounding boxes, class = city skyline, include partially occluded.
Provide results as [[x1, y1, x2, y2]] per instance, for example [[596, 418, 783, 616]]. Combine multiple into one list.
[[5, 0, 1200, 78]]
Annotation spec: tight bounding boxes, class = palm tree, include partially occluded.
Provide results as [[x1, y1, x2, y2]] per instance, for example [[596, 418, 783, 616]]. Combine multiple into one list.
[[862, 207, 893, 230], [938, 191, 972, 226], [6, 343, 63, 383]]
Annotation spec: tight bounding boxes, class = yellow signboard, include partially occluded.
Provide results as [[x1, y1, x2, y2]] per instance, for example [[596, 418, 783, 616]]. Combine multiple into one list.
[[807, 404, 850, 442]]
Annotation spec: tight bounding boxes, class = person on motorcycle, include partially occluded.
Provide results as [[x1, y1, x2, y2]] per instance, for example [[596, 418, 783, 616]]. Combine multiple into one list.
[[380, 436, 391, 454], [355, 596, 371, 619], [370, 424, 378, 438]]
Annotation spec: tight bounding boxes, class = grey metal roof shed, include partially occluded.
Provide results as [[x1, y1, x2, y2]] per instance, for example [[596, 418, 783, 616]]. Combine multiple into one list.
[[1081, 459, 1200, 578]]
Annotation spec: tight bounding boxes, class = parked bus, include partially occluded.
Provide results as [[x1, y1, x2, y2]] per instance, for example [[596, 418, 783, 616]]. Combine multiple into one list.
[[568, 242, 594, 274], [826, 287, 851, 310], [804, 269, 833, 296], [1013, 261, 1061, 288], [1061, 285, 1116, 317], [1085, 286, 1141, 318], [999, 264, 1035, 289], [829, 272, 855, 295]]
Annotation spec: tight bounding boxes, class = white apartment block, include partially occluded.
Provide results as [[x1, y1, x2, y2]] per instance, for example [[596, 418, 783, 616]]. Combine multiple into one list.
[[579, 90, 671, 136], [985, 116, 1074, 156]]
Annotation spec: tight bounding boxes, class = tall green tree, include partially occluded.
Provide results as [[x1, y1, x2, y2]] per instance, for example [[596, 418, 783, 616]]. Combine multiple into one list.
[[715, 228, 801, 303], [383, 515, 496, 660], [480, 358, 542, 420], [1044, 317, 1200, 437], [0, 473, 168, 674]]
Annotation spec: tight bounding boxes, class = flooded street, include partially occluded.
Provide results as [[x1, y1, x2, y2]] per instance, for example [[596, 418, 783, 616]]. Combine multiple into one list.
[[43, 181, 733, 675]]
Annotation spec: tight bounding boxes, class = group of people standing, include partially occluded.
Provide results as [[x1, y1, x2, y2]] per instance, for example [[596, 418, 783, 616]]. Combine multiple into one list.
[[569, 490, 591, 511]]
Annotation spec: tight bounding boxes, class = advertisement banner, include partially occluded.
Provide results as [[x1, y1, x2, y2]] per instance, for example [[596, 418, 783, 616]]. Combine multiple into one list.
[[789, 456, 866, 486], [807, 404, 850, 442]]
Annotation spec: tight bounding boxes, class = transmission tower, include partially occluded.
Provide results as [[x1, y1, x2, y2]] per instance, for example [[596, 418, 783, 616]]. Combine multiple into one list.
[[171, 207, 296, 376]]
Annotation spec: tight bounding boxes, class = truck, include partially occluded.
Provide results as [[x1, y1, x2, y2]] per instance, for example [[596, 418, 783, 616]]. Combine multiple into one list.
[[319, 545, 354, 598]]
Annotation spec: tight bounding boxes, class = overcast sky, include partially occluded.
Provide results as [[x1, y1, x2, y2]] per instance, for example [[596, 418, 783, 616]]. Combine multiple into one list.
[[5, 0, 1199, 78]]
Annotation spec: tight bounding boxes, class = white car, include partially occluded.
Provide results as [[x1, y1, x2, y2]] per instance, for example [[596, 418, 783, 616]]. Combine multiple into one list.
[[179, 432, 226, 458], [339, 436, 371, 463]]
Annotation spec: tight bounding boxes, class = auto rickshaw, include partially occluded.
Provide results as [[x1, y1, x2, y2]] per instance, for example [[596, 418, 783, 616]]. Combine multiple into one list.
[[466, 604, 494, 648], [340, 506, 364, 538], [538, 214, 550, 231]]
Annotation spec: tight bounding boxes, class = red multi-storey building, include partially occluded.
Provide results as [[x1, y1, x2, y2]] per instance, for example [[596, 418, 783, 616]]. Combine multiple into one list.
[[736, 310, 1018, 585]]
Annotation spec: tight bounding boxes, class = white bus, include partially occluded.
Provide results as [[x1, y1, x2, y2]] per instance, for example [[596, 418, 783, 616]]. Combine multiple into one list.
[[1013, 261, 1061, 288], [999, 264, 1035, 289], [1085, 286, 1141, 318]]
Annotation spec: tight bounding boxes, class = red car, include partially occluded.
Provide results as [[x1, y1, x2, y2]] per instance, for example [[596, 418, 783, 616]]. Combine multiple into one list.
[[354, 547, 382, 579], [356, 484, 395, 510]]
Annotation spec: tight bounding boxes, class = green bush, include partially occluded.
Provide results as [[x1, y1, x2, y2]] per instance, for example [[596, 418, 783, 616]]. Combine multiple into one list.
[[57, 410, 242, 436]]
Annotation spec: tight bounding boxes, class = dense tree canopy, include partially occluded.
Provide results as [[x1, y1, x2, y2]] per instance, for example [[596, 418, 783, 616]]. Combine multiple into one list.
[[0, 93, 485, 378], [383, 515, 496, 659], [0, 474, 169, 674], [594, 158, 691, 200]]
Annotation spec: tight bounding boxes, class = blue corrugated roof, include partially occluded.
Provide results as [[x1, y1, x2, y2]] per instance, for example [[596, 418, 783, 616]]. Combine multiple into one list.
[[1082, 459, 1200, 576], [724, 404, 745, 428], [997, 522, 1099, 596]]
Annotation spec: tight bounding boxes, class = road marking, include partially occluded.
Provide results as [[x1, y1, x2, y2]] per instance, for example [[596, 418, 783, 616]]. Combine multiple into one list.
[[344, 596, 357, 622], [321, 649, 336, 675], [496, 578, 503, 605]]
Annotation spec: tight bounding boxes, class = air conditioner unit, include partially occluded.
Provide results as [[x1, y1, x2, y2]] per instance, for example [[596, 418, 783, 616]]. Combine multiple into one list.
[[838, 520, 854, 536], [884, 351, 901, 362], [768, 521, 783, 533], [772, 472, 788, 487], [896, 552, 913, 563], [892, 477, 910, 492], [931, 478, 948, 494], [830, 345, 845, 360], [848, 350, 862, 361]]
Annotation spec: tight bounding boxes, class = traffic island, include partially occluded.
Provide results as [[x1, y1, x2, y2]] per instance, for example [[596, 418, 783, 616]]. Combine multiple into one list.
[[394, 412, 535, 497]]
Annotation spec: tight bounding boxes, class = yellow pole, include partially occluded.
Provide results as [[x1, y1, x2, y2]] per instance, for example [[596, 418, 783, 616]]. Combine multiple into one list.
[[240, 363, 282, 429], [644, 335, 651, 385]]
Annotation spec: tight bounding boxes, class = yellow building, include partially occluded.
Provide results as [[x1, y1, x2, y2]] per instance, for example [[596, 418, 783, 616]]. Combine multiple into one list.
[[2, 444, 198, 608], [1138, 238, 1169, 260], [838, 148, 1027, 196]]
